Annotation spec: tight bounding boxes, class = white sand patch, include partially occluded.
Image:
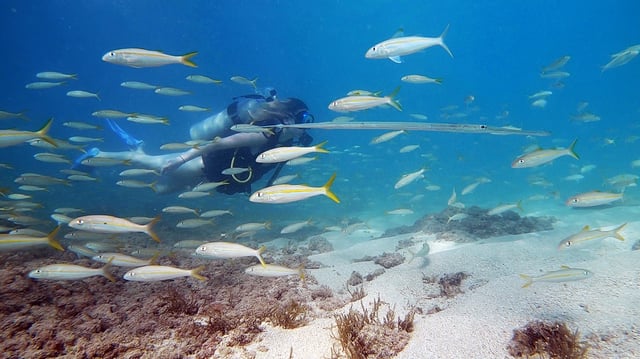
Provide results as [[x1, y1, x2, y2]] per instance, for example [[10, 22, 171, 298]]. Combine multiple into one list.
[[250, 205, 640, 358]]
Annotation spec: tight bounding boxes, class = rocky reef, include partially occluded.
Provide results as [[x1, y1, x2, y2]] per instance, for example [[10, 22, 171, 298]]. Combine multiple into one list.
[[383, 205, 556, 241]]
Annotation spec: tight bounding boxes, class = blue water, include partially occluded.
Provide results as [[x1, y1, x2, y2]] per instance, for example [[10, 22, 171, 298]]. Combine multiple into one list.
[[1, 1, 639, 228]]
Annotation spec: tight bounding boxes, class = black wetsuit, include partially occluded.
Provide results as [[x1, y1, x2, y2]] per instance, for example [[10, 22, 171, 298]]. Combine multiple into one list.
[[201, 95, 297, 195]]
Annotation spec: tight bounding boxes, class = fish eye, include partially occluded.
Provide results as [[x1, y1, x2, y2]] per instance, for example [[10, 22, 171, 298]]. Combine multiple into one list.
[[372, 47, 376, 51], [565, 241, 571, 247], [257, 192, 264, 197], [518, 159, 525, 164], [76, 219, 84, 225], [571, 198, 579, 203], [109, 52, 115, 57]]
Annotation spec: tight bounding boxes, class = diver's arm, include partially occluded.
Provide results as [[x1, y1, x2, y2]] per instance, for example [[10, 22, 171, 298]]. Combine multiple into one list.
[[95, 149, 176, 170], [161, 133, 270, 174]]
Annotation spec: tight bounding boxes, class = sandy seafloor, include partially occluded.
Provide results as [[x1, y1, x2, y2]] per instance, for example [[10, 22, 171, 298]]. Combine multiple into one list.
[[242, 202, 640, 359]]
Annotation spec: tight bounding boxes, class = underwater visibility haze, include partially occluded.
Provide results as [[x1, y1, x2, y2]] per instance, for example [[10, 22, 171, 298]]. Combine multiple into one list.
[[1, 1, 640, 358]]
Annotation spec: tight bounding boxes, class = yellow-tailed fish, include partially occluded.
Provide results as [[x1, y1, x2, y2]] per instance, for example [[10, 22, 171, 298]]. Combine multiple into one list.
[[371, 130, 406, 145], [394, 168, 426, 189], [401, 74, 443, 84], [126, 115, 170, 126], [256, 141, 329, 163], [92, 252, 158, 267], [186, 75, 222, 84], [565, 191, 623, 208], [66, 90, 100, 100], [68, 136, 103, 143], [487, 201, 522, 216], [102, 48, 197, 68], [176, 218, 213, 229], [199, 209, 232, 218], [123, 265, 206, 282], [63, 121, 103, 130], [36, 71, 77, 80], [558, 223, 626, 249], [179, 105, 210, 112], [120, 81, 158, 90], [92, 110, 133, 119], [25, 81, 65, 89], [0, 226, 63, 251], [178, 191, 210, 199], [81, 157, 131, 167], [249, 173, 340, 204], [280, 219, 312, 234], [154, 87, 190, 96], [328, 87, 402, 112], [235, 222, 271, 232], [29, 258, 115, 282], [192, 181, 228, 192], [0, 118, 56, 148], [244, 263, 304, 279], [230, 76, 258, 88], [119, 168, 160, 177], [520, 266, 593, 288], [68, 215, 161, 242], [195, 242, 266, 267], [0, 110, 29, 121], [162, 206, 199, 215], [14, 173, 70, 186], [365, 24, 453, 63], [511, 139, 579, 168], [116, 180, 157, 192]]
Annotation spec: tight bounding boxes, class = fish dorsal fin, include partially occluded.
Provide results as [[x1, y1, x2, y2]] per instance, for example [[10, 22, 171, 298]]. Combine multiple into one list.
[[581, 225, 590, 231], [391, 27, 404, 38], [560, 265, 570, 269]]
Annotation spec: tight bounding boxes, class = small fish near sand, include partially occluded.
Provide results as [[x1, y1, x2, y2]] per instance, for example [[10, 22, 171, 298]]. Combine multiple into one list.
[[195, 242, 266, 267], [565, 191, 623, 208], [244, 264, 305, 279], [249, 173, 340, 204], [520, 266, 593, 288], [557, 223, 626, 250], [68, 215, 161, 242], [28, 259, 115, 282], [123, 265, 206, 282]]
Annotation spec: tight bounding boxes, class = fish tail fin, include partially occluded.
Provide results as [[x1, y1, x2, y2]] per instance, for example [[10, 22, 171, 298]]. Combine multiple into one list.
[[149, 181, 158, 193], [434, 78, 444, 84], [407, 249, 416, 264], [567, 139, 579, 160], [613, 223, 627, 241], [264, 221, 272, 230], [387, 86, 403, 112], [149, 251, 161, 265], [438, 24, 454, 58], [251, 77, 259, 89], [37, 118, 58, 147], [18, 111, 30, 121], [70, 74, 79, 80], [181, 51, 198, 68], [145, 215, 162, 242], [191, 265, 207, 281], [47, 225, 64, 251], [314, 140, 330, 154], [297, 264, 306, 281], [102, 257, 116, 282], [323, 173, 341, 203], [516, 200, 524, 212], [519, 274, 533, 288], [257, 245, 267, 267]]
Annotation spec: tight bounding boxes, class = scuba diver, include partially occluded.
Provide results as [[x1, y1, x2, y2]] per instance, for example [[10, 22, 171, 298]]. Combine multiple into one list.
[[83, 88, 315, 194]]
